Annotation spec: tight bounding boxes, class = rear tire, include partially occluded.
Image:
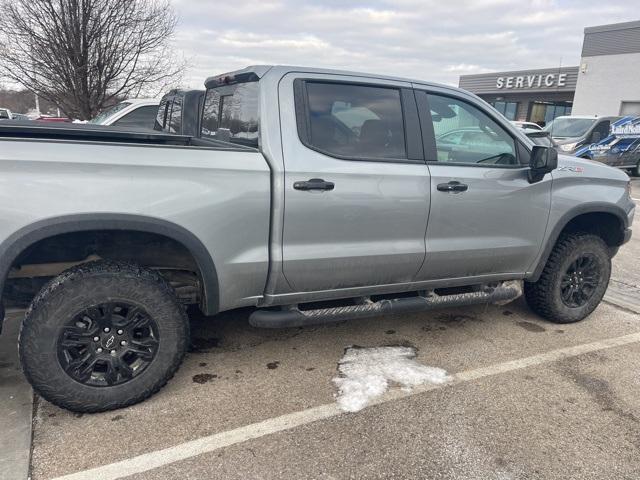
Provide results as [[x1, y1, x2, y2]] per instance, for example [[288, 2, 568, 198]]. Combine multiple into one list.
[[524, 233, 611, 323], [19, 261, 189, 412]]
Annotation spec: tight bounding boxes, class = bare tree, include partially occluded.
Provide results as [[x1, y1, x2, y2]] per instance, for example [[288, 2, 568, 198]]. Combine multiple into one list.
[[0, 0, 185, 119]]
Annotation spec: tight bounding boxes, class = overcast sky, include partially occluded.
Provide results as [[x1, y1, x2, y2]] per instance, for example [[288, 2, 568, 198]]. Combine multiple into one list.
[[172, 0, 638, 88]]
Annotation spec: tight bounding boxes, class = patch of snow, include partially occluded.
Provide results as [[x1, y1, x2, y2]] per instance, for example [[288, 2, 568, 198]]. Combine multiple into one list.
[[333, 346, 451, 412]]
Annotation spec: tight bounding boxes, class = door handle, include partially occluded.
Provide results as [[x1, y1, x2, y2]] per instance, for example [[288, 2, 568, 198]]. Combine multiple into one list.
[[293, 178, 335, 191], [436, 181, 468, 193]]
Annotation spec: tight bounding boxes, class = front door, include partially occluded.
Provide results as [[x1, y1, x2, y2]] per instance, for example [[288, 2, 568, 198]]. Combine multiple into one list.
[[278, 74, 430, 292], [414, 89, 552, 281]]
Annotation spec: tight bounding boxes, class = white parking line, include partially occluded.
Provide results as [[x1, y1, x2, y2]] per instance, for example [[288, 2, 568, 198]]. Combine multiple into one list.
[[50, 331, 640, 480], [632, 197, 640, 202]]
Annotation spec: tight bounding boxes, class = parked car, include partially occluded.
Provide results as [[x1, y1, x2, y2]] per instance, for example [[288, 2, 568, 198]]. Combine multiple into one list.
[[0, 108, 12, 120], [0, 65, 634, 412], [574, 116, 640, 176], [89, 99, 160, 130], [11, 113, 31, 121], [544, 115, 620, 154], [512, 121, 542, 131], [154, 89, 205, 136]]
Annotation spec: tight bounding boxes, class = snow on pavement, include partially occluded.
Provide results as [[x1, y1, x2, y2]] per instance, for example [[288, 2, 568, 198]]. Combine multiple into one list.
[[333, 346, 451, 412]]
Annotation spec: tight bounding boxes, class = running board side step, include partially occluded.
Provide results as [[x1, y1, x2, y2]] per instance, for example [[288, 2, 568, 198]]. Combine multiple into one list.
[[249, 281, 523, 328]]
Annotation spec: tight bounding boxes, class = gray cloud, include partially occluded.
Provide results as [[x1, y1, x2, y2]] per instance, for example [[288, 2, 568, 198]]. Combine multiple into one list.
[[172, 0, 637, 88]]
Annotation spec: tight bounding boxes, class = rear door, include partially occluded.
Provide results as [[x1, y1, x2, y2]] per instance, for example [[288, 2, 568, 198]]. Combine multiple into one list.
[[414, 88, 552, 281], [278, 73, 430, 292]]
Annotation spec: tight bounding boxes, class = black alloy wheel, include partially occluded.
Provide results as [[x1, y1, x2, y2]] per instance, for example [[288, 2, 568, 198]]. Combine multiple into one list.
[[559, 254, 601, 308], [524, 233, 611, 324], [20, 261, 188, 412], [57, 302, 159, 387]]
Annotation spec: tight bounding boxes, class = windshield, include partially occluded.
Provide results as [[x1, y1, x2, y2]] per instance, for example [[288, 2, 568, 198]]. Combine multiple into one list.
[[88, 102, 132, 124], [544, 118, 595, 137]]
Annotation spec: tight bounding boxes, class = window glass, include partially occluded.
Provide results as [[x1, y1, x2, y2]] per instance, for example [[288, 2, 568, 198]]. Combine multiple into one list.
[[491, 101, 518, 121], [155, 99, 169, 131], [168, 97, 183, 134], [303, 82, 406, 159], [112, 105, 158, 129], [592, 121, 610, 141], [504, 102, 517, 120], [201, 82, 259, 147], [89, 102, 131, 124], [439, 130, 464, 145], [543, 117, 595, 137], [428, 93, 517, 166]]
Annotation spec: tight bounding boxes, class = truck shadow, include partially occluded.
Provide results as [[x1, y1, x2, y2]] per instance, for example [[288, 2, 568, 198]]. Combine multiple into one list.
[[186, 297, 538, 355]]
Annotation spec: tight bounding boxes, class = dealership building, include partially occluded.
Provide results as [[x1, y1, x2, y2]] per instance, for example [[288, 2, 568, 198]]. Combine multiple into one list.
[[459, 20, 640, 125]]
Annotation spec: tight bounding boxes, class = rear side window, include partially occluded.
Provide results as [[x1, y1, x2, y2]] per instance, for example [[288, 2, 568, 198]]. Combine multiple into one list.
[[113, 105, 157, 130], [298, 82, 406, 160], [201, 82, 259, 147], [155, 99, 169, 131]]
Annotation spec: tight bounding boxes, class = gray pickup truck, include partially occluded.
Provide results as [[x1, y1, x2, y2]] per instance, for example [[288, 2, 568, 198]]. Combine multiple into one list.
[[0, 65, 634, 412]]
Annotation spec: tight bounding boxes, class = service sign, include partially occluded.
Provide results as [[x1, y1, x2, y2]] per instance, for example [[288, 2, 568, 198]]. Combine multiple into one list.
[[496, 73, 568, 89]]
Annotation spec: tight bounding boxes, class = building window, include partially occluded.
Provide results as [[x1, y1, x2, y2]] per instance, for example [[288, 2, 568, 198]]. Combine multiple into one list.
[[528, 102, 572, 127], [491, 101, 518, 120]]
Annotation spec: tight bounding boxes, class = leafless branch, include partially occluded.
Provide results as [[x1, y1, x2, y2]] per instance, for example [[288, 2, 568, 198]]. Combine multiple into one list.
[[0, 0, 185, 119]]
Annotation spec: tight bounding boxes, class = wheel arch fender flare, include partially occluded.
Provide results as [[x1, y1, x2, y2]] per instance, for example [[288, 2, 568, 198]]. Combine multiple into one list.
[[528, 203, 629, 282], [0, 213, 220, 316]]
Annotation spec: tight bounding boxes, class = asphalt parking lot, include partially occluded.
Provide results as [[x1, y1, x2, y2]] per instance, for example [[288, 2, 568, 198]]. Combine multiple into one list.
[[1, 178, 639, 480]]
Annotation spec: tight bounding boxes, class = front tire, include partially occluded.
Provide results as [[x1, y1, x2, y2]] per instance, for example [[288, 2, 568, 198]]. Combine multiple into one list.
[[19, 261, 189, 412], [631, 159, 640, 177], [524, 233, 611, 323]]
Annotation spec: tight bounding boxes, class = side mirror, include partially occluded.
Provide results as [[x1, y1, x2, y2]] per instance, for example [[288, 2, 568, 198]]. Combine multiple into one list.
[[591, 131, 602, 143], [528, 145, 558, 183]]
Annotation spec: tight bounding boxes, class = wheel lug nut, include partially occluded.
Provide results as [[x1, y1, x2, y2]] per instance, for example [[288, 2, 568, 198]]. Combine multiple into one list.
[[117, 329, 123, 335], [93, 336, 100, 342], [120, 340, 127, 346], [103, 327, 110, 333], [110, 350, 117, 355], [96, 347, 103, 353]]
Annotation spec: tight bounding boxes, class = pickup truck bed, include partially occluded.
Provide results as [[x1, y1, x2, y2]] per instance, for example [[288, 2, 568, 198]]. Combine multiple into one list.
[[0, 120, 249, 151]]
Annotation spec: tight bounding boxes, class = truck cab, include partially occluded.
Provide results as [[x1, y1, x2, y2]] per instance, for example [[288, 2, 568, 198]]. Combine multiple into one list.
[[154, 89, 205, 136]]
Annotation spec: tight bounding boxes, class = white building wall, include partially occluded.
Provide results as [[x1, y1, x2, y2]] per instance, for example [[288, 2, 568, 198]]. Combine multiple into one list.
[[572, 52, 640, 116]]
